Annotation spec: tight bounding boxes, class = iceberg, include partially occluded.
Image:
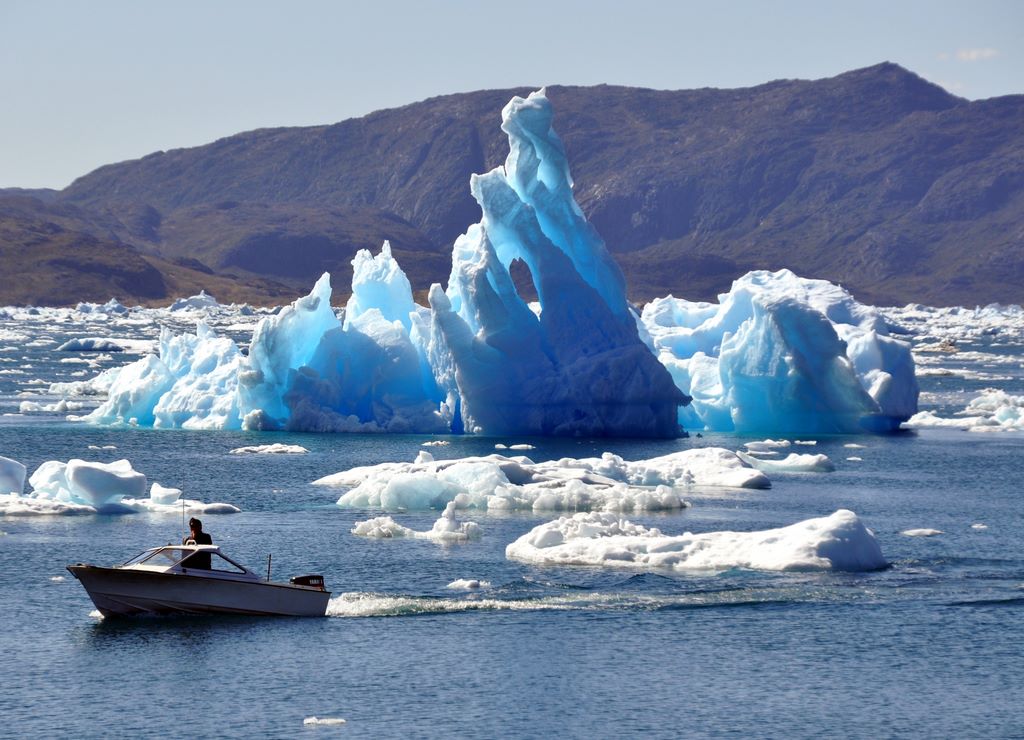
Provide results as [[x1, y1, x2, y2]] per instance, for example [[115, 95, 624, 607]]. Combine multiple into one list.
[[426, 90, 686, 436], [505, 509, 887, 572], [642, 270, 918, 434]]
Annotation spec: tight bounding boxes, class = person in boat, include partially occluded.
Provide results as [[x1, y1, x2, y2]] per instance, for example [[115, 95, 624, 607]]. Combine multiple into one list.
[[182, 517, 213, 570]]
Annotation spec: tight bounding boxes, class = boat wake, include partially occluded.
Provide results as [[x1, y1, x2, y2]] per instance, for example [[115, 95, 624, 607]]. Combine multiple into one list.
[[326, 587, 823, 618]]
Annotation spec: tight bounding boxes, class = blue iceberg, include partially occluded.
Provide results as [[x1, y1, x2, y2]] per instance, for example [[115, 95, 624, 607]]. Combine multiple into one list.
[[642, 269, 918, 433]]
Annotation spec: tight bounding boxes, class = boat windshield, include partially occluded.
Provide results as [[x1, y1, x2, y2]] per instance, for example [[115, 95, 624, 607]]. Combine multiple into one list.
[[123, 547, 194, 569]]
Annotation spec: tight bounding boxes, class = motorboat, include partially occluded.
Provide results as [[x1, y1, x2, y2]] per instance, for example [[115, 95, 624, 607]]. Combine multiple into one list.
[[68, 544, 331, 617]]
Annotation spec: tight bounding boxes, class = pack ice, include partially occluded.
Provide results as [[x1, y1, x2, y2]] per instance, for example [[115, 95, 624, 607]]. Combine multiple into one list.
[[74, 90, 917, 438]]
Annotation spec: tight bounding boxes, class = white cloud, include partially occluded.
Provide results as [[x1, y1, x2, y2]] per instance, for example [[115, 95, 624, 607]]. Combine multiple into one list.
[[955, 48, 999, 62]]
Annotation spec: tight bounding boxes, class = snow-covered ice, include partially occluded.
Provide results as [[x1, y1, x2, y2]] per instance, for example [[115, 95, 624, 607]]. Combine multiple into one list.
[[0, 456, 239, 516], [302, 717, 346, 727], [905, 389, 1024, 432], [320, 448, 767, 513], [736, 451, 836, 473], [506, 509, 886, 572], [901, 528, 943, 537], [229, 444, 310, 455], [351, 502, 482, 541]]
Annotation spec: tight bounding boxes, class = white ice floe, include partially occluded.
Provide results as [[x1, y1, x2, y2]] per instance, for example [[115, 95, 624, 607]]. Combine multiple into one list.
[[303, 717, 346, 727], [905, 389, 1024, 431], [971, 523, 988, 530], [736, 451, 835, 473], [847, 457, 863, 462], [844, 443, 867, 449], [744, 439, 791, 451], [319, 448, 767, 513], [901, 528, 943, 537], [446, 579, 492, 590], [0, 456, 239, 516], [229, 443, 310, 455], [351, 502, 481, 541], [506, 509, 886, 572]]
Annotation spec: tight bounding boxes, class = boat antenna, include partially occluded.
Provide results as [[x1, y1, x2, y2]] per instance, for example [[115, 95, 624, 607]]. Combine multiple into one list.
[[266, 553, 272, 582], [181, 497, 186, 541]]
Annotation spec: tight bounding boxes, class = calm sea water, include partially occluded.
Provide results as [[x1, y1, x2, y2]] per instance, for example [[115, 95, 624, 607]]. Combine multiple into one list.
[[1, 311, 1022, 738]]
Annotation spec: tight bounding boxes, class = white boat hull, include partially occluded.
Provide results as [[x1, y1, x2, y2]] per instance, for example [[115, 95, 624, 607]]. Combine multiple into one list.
[[68, 565, 330, 617]]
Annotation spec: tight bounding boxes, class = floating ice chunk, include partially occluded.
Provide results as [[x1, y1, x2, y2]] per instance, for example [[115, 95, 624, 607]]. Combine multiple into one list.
[[744, 439, 791, 451], [971, 523, 988, 530], [149, 482, 182, 505], [847, 456, 863, 462], [415, 450, 434, 464], [446, 579, 492, 590], [901, 528, 943, 537], [303, 717, 346, 727], [352, 503, 481, 541], [510, 444, 535, 450], [12, 458, 235, 514], [844, 443, 867, 449], [421, 440, 450, 447], [229, 444, 309, 455], [28, 459, 146, 506], [170, 290, 219, 311], [737, 451, 835, 473], [0, 455, 26, 495], [506, 509, 886, 572], [794, 440, 817, 446]]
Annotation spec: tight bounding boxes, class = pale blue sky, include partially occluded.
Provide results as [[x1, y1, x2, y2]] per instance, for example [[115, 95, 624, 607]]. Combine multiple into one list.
[[1, 0, 1020, 189]]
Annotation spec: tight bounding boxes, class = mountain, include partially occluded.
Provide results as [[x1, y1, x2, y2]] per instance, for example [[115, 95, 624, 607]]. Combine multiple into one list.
[[0, 195, 294, 305], [4, 63, 1023, 307]]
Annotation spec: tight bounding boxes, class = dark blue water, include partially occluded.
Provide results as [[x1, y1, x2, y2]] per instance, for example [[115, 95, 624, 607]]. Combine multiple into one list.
[[1, 309, 1023, 737]]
